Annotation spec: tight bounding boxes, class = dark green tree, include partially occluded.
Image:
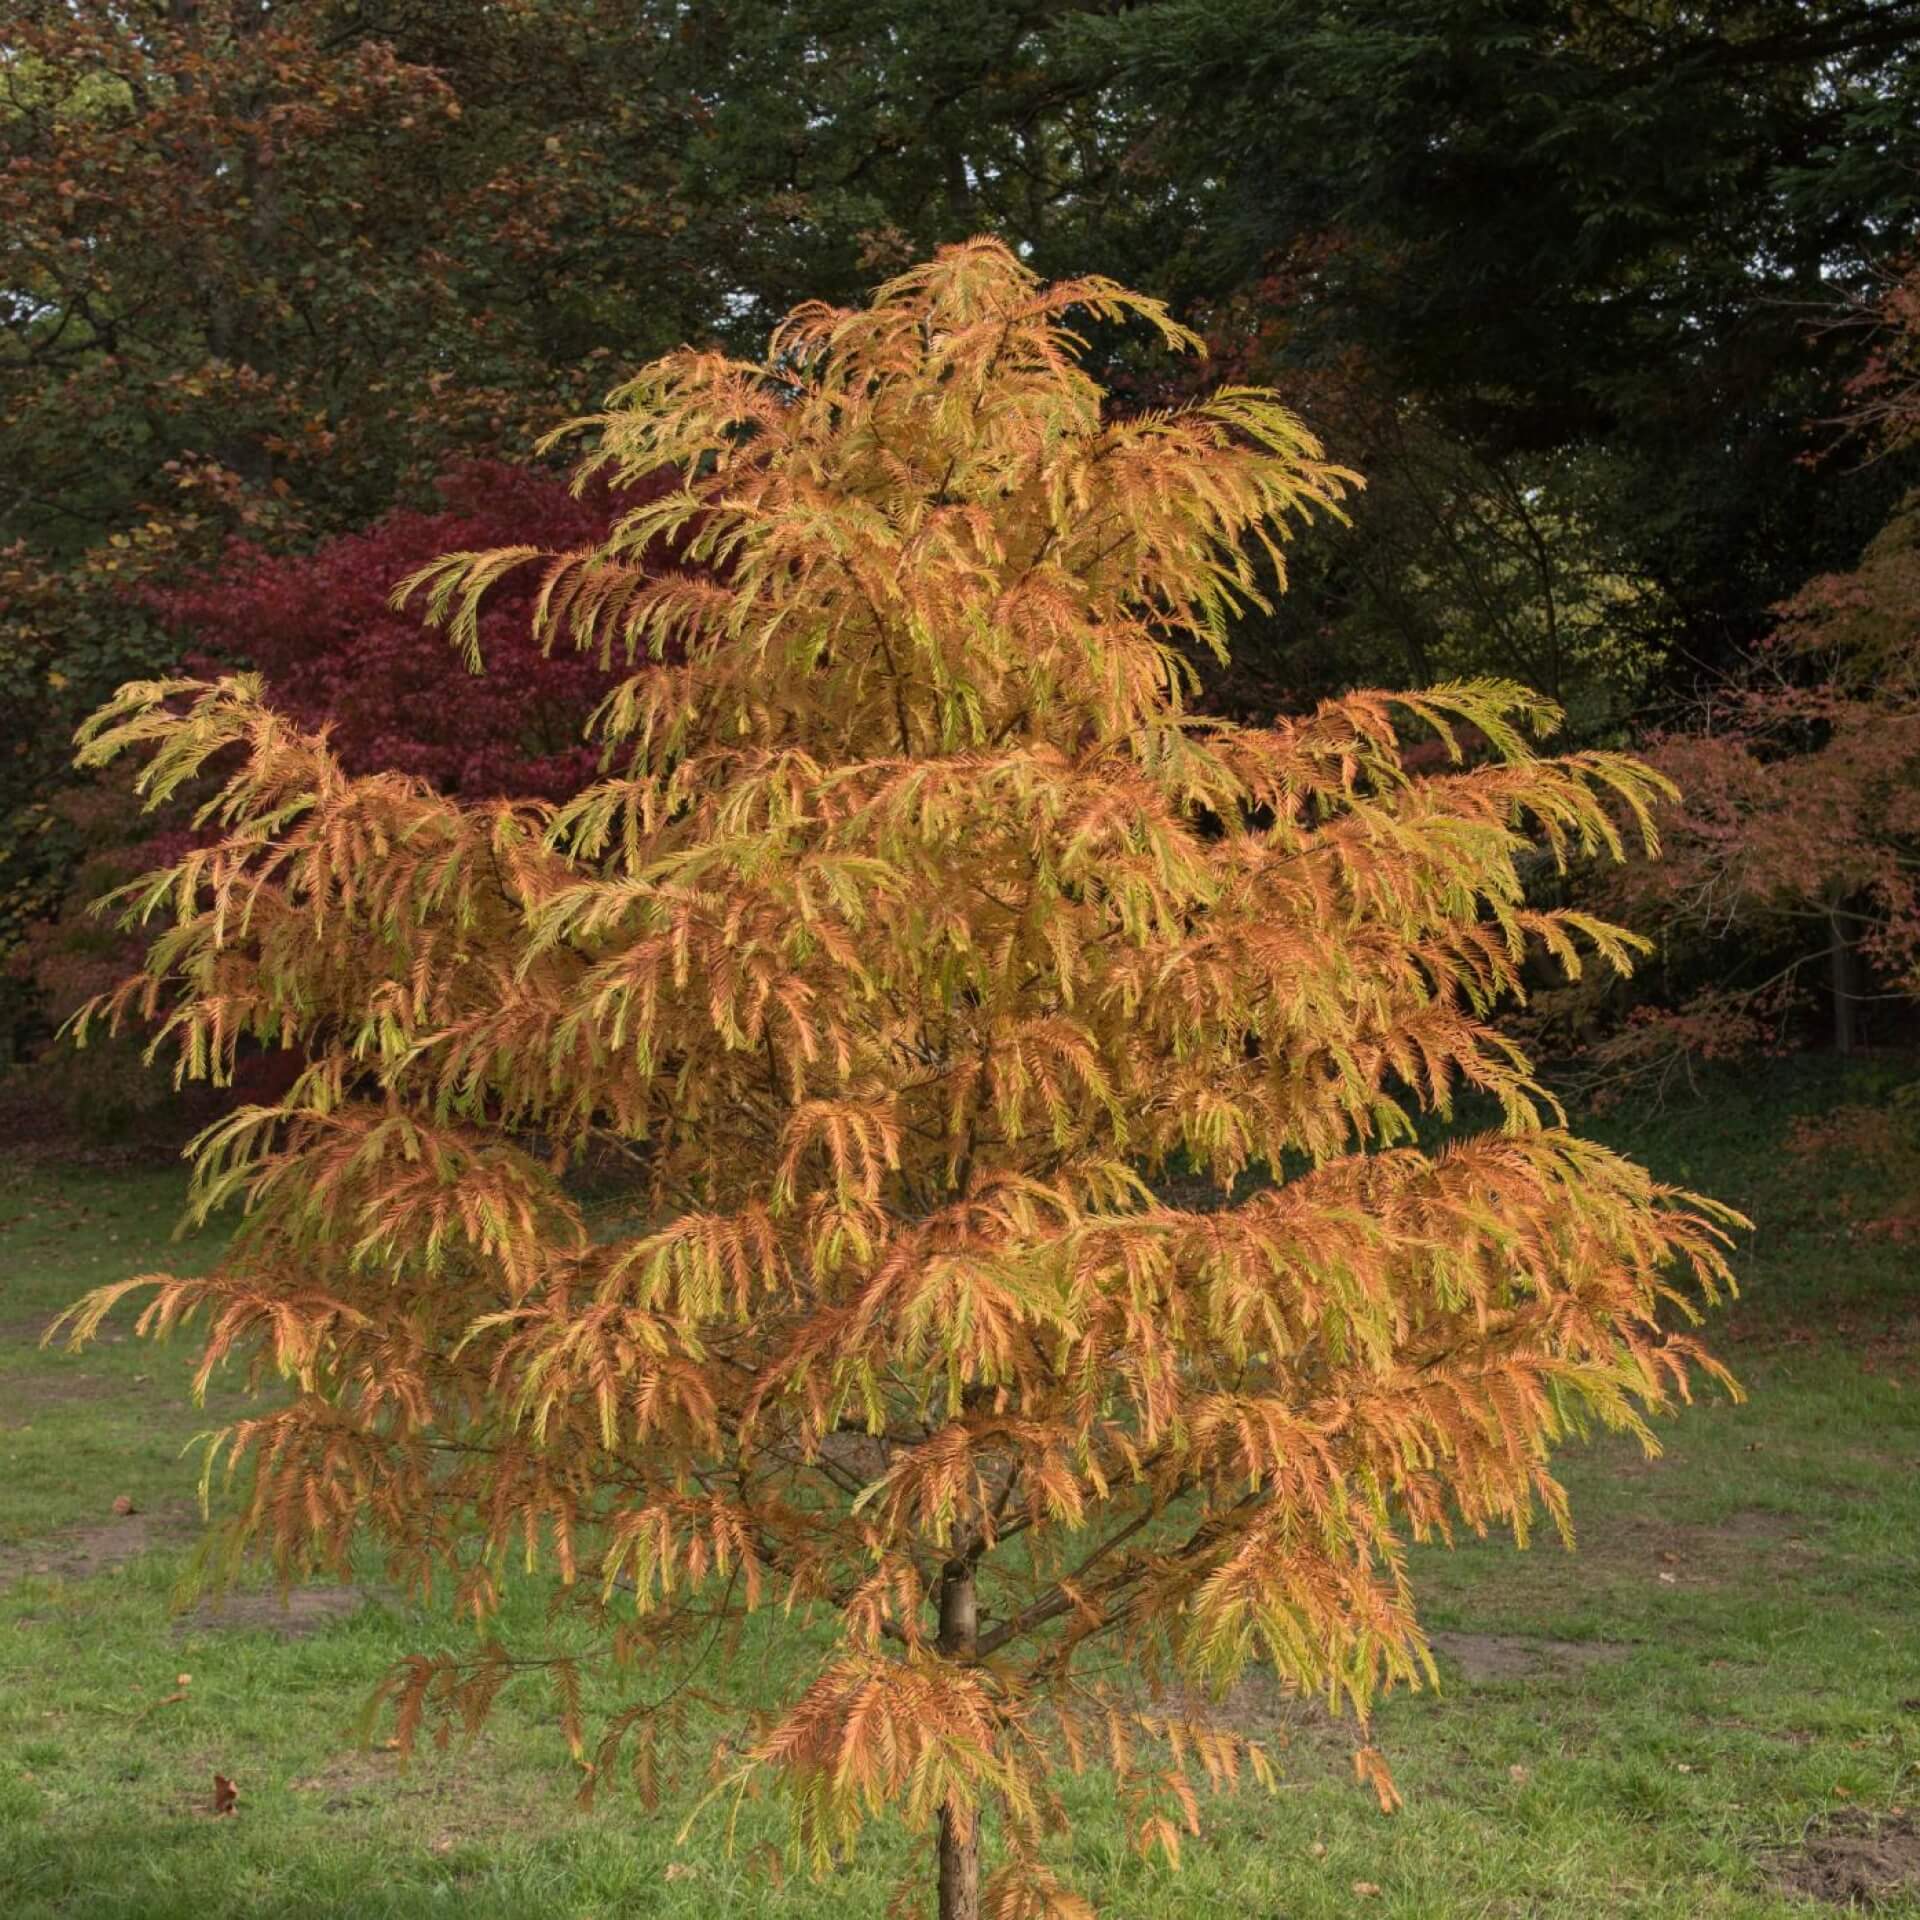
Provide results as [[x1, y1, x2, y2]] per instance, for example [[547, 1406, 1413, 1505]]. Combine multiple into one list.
[[1076, 0, 1920, 705]]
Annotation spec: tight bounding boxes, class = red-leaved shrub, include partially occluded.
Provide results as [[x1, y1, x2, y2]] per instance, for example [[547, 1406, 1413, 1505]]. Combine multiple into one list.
[[154, 460, 673, 799], [3, 461, 684, 1131]]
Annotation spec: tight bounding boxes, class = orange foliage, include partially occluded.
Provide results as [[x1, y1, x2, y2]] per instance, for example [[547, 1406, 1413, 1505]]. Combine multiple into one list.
[[56, 241, 1737, 1910]]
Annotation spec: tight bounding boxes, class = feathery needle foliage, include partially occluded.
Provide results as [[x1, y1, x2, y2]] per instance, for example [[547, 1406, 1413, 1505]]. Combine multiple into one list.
[[56, 239, 1739, 1917]]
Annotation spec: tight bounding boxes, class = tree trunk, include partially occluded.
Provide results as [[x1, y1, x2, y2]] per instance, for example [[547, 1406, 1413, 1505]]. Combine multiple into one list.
[[1830, 900, 1858, 1055], [936, 1562, 980, 1920]]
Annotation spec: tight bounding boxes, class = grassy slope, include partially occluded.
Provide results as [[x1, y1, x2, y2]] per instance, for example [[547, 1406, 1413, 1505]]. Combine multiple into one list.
[[1, 1058, 1916, 1918]]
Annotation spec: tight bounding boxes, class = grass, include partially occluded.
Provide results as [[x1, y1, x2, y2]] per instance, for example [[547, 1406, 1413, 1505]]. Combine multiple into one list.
[[1, 1056, 1917, 1917]]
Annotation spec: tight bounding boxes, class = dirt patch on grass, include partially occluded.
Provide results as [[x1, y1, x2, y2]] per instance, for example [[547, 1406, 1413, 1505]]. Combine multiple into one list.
[[1594, 1504, 1805, 1549], [1769, 1807, 1920, 1909], [176, 1585, 371, 1639], [287, 1748, 408, 1810], [0, 1506, 197, 1586], [0, 1499, 373, 1635], [1141, 1632, 1632, 1741], [1567, 1503, 1819, 1590], [1427, 1631, 1631, 1685], [1712, 1715, 1817, 1747], [1106, 1664, 1347, 1759], [0, 1312, 75, 1345], [1, 1288, 132, 1362], [0, 1366, 134, 1421], [284, 1739, 527, 1858], [1713, 1508, 1806, 1543]]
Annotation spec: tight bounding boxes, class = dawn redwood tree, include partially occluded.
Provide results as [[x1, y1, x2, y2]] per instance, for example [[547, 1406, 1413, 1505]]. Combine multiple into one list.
[[58, 242, 1737, 1915]]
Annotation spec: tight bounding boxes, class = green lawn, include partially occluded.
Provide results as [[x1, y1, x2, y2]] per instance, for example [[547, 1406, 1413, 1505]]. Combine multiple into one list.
[[2, 1058, 1917, 1917]]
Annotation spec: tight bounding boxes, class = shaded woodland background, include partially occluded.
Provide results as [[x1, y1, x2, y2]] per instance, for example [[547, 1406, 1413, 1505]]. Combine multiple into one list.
[[7, 0, 1920, 1167]]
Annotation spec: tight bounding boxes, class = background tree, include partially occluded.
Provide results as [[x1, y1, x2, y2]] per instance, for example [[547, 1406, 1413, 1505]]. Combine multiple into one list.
[[0, 0, 721, 994], [155, 461, 655, 801], [15, 0, 1920, 1085], [1540, 248, 1920, 1156], [1081, 0, 1920, 717], [58, 243, 1735, 1914]]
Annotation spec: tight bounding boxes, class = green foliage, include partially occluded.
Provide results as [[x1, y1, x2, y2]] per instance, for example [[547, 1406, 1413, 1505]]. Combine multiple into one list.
[[1077, 0, 1920, 705]]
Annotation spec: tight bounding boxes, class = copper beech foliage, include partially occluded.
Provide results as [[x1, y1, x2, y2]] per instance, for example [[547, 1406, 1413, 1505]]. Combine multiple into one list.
[[57, 241, 1738, 1912]]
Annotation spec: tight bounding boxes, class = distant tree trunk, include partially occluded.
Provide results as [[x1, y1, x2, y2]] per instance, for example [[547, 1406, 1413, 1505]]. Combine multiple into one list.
[[1829, 898, 1859, 1055], [937, 1562, 980, 1920]]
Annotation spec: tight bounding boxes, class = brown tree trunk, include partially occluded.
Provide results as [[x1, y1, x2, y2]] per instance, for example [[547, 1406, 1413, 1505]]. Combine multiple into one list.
[[936, 1561, 980, 1920], [1830, 900, 1858, 1055]]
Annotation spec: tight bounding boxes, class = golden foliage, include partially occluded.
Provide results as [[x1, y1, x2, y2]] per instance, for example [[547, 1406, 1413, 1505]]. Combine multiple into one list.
[[56, 239, 1737, 1906]]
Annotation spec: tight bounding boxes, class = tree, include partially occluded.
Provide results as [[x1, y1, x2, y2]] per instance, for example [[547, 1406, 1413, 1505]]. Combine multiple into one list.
[[1, 0, 723, 560], [1633, 524, 1920, 1062], [57, 242, 1736, 1915], [1537, 243, 1920, 1089], [0, 0, 725, 984], [636, 0, 1163, 336], [1081, 0, 1920, 705], [2, 459, 654, 1087]]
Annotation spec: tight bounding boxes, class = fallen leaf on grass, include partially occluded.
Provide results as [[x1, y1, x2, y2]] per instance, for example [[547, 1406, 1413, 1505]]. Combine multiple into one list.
[[111, 1495, 137, 1516], [664, 1863, 696, 1882], [211, 1773, 238, 1816], [1352, 1882, 1382, 1898], [1508, 1763, 1531, 1783]]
